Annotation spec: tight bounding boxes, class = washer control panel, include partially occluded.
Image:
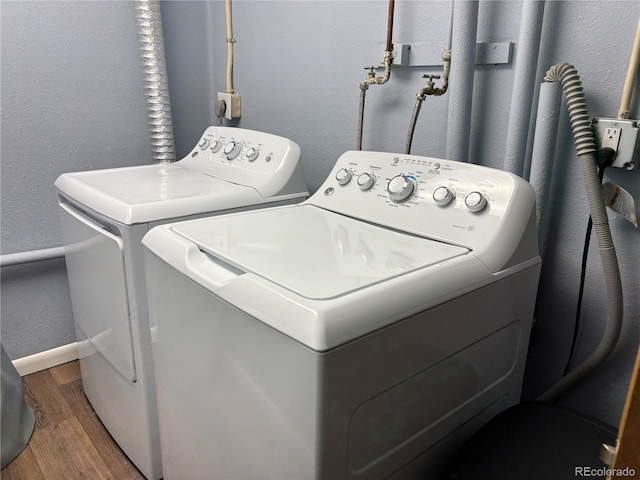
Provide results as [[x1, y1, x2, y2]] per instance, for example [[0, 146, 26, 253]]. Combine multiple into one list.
[[307, 150, 537, 259], [178, 126, 305, 198]]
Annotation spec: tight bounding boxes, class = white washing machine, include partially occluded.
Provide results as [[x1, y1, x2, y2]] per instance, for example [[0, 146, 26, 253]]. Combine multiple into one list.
[[142, 150, 541, 479], [55, 126, 307, 480]]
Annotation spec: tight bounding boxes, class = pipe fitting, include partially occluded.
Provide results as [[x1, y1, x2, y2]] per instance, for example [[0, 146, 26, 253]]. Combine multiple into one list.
[[424, 50, 451, 97], [356, 0, 395, 150], [356, 50, 393, 151], [359, 66, 375, 91], [417, 75, 441, 98], [361, 51, 394, 88], [416, 50, 451, 100]]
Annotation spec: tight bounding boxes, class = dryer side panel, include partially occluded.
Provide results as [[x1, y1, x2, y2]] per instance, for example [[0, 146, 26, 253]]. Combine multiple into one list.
[[59, 202, 136, 382]]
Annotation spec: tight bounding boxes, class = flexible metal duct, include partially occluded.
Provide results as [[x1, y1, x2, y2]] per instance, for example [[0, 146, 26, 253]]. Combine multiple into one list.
[[135, 0, 176, 163]]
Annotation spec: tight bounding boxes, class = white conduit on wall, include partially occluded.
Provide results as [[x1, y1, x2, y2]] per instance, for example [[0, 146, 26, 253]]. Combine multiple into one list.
[[224, 0, 235, 94], [0, 247, 65, 268], [445, 0, 479, 163], [618, 18, 640, 119], [526, 82, 562, 258], [503, 0, 546, 176]]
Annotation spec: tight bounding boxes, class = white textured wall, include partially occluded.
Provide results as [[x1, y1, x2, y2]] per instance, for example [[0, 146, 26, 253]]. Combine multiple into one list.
[[1, 1, 151, 357], [162, 1, 640, 426]]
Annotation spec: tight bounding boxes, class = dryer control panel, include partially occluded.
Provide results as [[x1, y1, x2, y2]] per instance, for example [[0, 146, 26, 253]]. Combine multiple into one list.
[[178, 126, 307, 198], [306, 150, 539, 272]]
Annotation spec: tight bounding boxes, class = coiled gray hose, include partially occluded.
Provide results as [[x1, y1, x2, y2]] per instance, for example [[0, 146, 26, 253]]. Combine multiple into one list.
[[135, 0, 176, 163], [537, 63, 624, 402]]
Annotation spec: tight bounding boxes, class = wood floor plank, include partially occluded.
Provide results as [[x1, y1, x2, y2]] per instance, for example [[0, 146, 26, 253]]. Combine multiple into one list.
[[28, 417, 112, 480], [59, 378, 96, 420], [60, 379, 146, 479], [22, 370, 74, 429], [0, 444, 45, 480], [1, 361, 147, 480], [49, 360, 81, 386]]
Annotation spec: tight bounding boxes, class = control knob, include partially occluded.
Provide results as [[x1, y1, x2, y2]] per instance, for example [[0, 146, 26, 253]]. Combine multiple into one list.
[[210, 140, 222, 153], [387, 175, 415, 202], [336, 168, 353, 185], [198, 138, 210, 150], [432, 186, 455, 207], [357, 173, 376, 191], [223, 140, 242, 160], [465, 191, 488, 213], [246, 147, 259, 161]]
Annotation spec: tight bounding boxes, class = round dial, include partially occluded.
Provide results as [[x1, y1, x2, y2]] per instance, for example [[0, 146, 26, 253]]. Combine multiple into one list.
[[357, 173, 376, 191], [246, 147, 259, 161], [210, 140, 222, 153], [223, 140, 242, 159], [198, 138, 210, 150], [387, 175, 415, 202], [432, 186, 455, 206], [335, 168, 353, 185], [465, 191, 488, 213]]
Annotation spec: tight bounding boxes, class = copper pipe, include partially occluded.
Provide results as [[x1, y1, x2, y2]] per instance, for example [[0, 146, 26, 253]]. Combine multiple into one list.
[[386, 0, 395, 52]]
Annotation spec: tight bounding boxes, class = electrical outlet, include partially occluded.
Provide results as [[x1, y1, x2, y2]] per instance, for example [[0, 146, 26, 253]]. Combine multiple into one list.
[[592, 118, 639, 170], [217, 92, 242, 120], [601, 127, 621, 151]]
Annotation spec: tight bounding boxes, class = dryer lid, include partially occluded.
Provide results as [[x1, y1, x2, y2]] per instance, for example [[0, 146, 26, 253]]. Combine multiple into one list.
[[171, 205, 470, 300], [55, 164, 264, 225]]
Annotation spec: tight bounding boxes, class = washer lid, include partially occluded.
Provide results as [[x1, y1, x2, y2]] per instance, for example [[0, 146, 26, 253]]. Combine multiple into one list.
[[55, 164, 264, 224], [171, 205, 470, 300]]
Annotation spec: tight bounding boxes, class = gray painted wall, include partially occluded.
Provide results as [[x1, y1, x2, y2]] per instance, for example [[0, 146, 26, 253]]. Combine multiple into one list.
[[1, 1, 151, 356], [1, 0, 639, 430]]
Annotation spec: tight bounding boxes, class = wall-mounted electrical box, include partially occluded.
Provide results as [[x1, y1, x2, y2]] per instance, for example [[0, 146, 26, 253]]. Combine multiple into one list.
[[217, 92, 242, 120], [592, 118, 640, 170]]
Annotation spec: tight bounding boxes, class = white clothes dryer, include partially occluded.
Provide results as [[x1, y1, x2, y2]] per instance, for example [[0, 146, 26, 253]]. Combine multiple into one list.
[[142, 150, 541, 480], [55, 126, 307, 480]]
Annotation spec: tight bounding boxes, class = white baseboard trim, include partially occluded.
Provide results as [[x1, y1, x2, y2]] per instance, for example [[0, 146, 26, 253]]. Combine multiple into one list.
[[13, 342, 79, 376]]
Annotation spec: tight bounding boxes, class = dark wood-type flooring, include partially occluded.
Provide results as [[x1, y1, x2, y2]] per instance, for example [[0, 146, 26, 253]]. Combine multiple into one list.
[[1, 361, 145, 480]]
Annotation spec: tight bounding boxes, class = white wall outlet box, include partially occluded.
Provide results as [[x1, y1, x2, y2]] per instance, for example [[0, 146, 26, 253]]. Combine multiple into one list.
[[592, 118, 639, 170], [217, 92, 242, 120]]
